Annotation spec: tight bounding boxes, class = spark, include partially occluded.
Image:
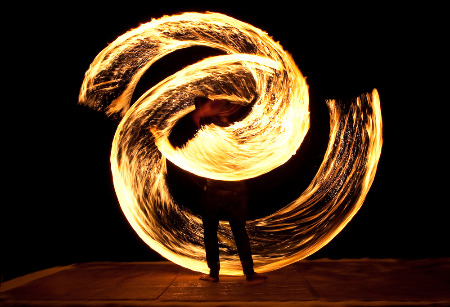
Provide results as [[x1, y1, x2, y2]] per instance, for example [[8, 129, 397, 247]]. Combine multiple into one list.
[[79, 12, 382, 275]]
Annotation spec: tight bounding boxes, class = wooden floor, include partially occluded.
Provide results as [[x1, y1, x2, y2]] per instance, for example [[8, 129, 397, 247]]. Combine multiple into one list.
[[1, 259, 449, 306]]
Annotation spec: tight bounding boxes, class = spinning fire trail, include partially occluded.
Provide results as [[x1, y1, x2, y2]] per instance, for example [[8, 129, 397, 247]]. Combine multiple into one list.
[[79, 12, 382, 275]]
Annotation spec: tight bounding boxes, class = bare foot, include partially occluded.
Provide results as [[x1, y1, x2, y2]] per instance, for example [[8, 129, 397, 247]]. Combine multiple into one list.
[[199, 274, 219, 282]]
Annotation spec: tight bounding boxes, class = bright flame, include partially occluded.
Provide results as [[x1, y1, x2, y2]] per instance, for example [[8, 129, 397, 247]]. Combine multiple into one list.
[[79, 12, 382, 275]]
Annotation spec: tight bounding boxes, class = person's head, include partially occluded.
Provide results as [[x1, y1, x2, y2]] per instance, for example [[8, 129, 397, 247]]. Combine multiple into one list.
[[194, 96, 209, 109]]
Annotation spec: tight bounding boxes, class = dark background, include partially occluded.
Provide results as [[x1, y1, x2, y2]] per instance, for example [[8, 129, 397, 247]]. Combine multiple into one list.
[[3, 2, 446, 282]]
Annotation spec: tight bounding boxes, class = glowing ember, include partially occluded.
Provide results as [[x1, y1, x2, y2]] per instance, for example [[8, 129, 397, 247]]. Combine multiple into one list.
[[79, 12, 382, 275]]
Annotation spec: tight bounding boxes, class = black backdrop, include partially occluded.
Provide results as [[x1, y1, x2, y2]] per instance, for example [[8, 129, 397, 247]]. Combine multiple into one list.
[[3, 2, 446, 281]]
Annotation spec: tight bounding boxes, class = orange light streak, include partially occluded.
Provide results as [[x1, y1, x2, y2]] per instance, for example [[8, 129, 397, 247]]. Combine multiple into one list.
[[79, 12, 382, 275]]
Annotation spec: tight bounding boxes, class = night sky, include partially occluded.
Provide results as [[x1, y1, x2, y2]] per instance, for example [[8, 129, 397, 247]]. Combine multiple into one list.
[[3, 3, 446, 281]]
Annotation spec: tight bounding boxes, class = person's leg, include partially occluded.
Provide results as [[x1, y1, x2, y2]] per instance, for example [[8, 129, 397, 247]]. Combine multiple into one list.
[[229, 218, 254, 276], [229, 198, 267, 282], [202, 214, 220, 279]]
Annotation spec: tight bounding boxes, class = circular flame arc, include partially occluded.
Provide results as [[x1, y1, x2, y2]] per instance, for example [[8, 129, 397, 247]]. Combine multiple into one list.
[[79, 12, 383, 275]]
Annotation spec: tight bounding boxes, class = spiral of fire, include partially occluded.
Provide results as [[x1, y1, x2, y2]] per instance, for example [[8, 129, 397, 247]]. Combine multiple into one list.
[[79, 12, 382, 275]]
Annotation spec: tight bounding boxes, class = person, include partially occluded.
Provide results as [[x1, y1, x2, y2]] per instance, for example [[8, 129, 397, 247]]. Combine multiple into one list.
[[190, 97, 267, 283]]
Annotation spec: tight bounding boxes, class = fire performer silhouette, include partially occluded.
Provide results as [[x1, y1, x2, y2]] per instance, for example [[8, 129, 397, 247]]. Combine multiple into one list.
[[189, 97, 267, 283]]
